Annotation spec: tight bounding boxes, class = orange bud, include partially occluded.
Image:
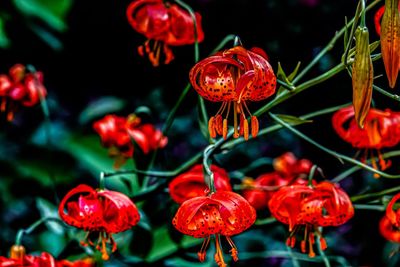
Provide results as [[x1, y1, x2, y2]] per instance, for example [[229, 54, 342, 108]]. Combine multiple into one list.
[[352, 26, 373, 128], [381, 0, 400, 88]]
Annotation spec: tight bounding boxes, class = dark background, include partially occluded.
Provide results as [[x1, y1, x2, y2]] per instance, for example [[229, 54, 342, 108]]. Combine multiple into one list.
[[1, 0, 399, 266]]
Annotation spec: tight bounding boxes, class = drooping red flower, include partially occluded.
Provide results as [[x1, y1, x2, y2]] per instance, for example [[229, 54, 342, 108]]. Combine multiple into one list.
[[93, 114, 167, 168], [169, 164, 232, 204], [0, 64, 47, 121], [269, 181, 354, 257], [380, 192, 400, 243], [126, 0, 204, 66], [58, 184, 140, 260], [189, 45, 276, 140], [242, 152, 313, 210], [173, 191, 256, 267], [0, 245, 95, 267], [332, 106, 400, 177]]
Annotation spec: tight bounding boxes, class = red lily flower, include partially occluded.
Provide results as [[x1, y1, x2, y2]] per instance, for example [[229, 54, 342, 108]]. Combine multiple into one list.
[[269, 181, 354, 257], [0, 245, 95, 267], [380, 192, 400, 243], [332, 106, 400, 177], [0, 64, 47, 121], [93, 114, 167, 168], [58, 184, 140, 260], [126, 0, 204, 66], [242, 152, 312, 210], [189, 45, 276, 140], [172, 191, 256, 267], [374, 1, 400, 88], [169, 164, 232, 204]]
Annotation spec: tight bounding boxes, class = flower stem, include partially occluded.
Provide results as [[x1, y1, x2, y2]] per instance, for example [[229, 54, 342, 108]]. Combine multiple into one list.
[[351, 186, 400, 202], [269, 112, 400, 179], [102, 152, 202, 178], [254, 63, 346, 117], [354, 204, 385, 211], [223, 102, 350, 149], [292, 0, 381, 84], [332, 150, 400, 183], [99, 171, 105, 190], [15, 217, 64, 246], [374, 84, 400, 102]]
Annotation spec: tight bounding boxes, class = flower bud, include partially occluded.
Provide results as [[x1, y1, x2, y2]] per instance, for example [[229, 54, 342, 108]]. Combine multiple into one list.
[[352, 26, 373, 128]]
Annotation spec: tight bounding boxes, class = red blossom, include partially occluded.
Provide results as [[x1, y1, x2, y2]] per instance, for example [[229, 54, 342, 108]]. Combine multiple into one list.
[[169, 164, 232, 204], [380, 192, 400, 243], [269, 181, 354, 257], [242, 152, 312, 210], [0, 246, 95, 267], [189, 46, 276, 140], [126, 0, 204, 66], [0, 64, 47, 121], [93, 114, 167, 168], [332, 106, 400, 177], [58, 184, 140, 260], [172, 191, 256, 267]]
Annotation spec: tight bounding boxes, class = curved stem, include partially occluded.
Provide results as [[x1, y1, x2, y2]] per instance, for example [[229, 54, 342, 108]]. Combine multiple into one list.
[[292, 0, 381, 84], [223, 102, 350, 150], [374, 84, 400, 102], [316, 228, 331, 267], [308, 165, 319, 186], [99, 171, 105, 190], [15, 217, 65, 245], [174, 0, 199, 63], [102, 152, 202, 178], [269, 112, 400, 179], [203, 145, 216, 192], [354, 204, 385, 211], [332, 150, 400, 183], [254, 63, 346, 118], [351, 186, 400, 202]]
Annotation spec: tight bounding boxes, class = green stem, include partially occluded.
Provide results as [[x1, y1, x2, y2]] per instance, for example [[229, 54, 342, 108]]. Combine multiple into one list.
[[269, 112, 400, 179], [223, 102, 350, 150], [103, 152, 202, 178], [374, 84, 400, 101], [354, 204, 385, 211], [316, 228, 331, 267], [332, 150, 400, 183], [254, 63, 346, 118], [360, 0, 366, 27], [15, 217, 64, 245], [351, 185, 400, 202], [292, 0, 381, 84], [203, 145, 216, 192], [255, 217, 276, 226], [174, 0, 199, 63], [308, 165, 319, 186], [99, 171, 105, 190]]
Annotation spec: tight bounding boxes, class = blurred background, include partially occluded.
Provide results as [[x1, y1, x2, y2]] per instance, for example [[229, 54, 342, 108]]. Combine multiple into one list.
[[0, 0, 399, 266]]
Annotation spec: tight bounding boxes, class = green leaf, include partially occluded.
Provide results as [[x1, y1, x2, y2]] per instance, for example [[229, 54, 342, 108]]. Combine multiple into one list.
[[36, 198, 64, 234], [274, 114, 313, 126], [287, 62, 302, 81], [145, 226, 202, 263], [79, 96, 127, 125], [0, 17, 10, 48], [58, 134, 130, 194], [13, 0, 73, 32]]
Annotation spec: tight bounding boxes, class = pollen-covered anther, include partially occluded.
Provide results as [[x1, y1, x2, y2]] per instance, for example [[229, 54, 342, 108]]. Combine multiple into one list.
[[251, 116, 259, 138]]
